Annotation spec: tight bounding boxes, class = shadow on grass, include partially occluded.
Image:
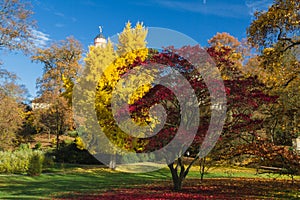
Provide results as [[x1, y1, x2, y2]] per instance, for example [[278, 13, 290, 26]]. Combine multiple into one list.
[[0, 164, 299, 199], [0, 166, 171, 199]]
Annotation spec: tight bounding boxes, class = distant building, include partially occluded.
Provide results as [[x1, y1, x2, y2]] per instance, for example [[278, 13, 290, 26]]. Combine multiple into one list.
[[31, 96, 51, 110], [94, 26, 107, 47], [292, 137, 300, 155], [31, 102, 50, 110]]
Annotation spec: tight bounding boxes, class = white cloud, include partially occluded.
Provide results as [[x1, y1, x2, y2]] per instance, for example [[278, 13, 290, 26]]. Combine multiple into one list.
[[245, 0, 273, 15], [155, 1, 249, 18], [150, 0, 275, 18], [54, 12, 65, 17], [30, 29, 50, 49], [79, 0, 98, 7], [54, 12, 77, 23], [71, 17, 78, 22], [55, 23, 65, 28]]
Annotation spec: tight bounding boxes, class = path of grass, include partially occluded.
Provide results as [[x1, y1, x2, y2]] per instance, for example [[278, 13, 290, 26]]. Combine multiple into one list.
[[0, 164, 299, 199]]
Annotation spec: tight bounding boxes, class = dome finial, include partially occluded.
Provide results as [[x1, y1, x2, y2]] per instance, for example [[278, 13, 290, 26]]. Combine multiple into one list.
[[99, 26, 103, 34]]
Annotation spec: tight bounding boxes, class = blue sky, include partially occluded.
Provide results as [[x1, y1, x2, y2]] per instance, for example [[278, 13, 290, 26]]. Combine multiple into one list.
[[1, 0, 273, 99]]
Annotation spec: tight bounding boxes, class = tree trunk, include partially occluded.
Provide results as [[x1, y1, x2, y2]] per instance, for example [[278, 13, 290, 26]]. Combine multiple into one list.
[[173, 177, 182, 191], [55, 104, 59, 150], [48, 129, 51, 141], [109, 153, 116, 169], [56, 131, 59, 150], [168, 156, 199, 191], [199, 157, 206, 181], [168, 162, 183, 191]]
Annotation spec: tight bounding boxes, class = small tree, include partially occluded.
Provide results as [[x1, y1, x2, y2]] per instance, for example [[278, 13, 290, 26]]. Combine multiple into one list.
[[0, 67, 26, 149], [27, 151, 44, 176], [31, 37, 82, 149], [130, 45, 274, 190], [33, 94, 73, 150]]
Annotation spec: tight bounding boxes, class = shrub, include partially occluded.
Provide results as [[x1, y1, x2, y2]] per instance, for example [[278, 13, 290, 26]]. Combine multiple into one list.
[[33, 142, 42, 150], [74, 136, 85, 150], [121, 153, 140, 163], [0, 149, 31, 173], [43, 155, 55, 168], [51, 142, 102, 165], [51, 138, 56, 147], [67, 130, 78, 137], [0, 151, 12, 173], [0, 149, 44, 174], [18, 143, 30, 150], [63, 139, 73, 145], [27, 151, 44, 176]]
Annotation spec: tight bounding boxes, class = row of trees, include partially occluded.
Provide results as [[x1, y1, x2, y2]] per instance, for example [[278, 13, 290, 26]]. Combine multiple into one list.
[[0, 0, 83, 150], [0, 0, 35, 149], [77, 0, 299, 191], [0, 0, 299, 191], [77, 0, 299, 190]]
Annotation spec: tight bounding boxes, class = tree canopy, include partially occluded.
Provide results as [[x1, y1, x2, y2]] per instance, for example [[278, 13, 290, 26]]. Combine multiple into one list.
[[0, 67, 26, 150], [247, 0, 300, 146], [0, 0, 36, 53], [31, 37, 83, 149], [247, 0, 300, 52]]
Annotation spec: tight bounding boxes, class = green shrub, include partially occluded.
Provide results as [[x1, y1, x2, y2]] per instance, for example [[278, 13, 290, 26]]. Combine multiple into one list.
[[74, 136, 85, 150], [33, 142, 42, 150], [0, 152, 11, 173], [63, 139, 73, 145], [27, 151, 44, 176], [51, 138, 57, 147], [120, 153, 156, 163], [0, 149, 31, 173], [43, 155, 55, 168], [18, 143, 30, 150], [121, 153, 140, 163], [67, 130, 78, 137], [0, 149, 44, 174], [51, 143, 102, 165]]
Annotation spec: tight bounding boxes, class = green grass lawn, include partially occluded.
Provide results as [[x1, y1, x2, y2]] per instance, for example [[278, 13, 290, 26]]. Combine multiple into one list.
[[0, 164, 171, 199], [0, 164, 299, 199]]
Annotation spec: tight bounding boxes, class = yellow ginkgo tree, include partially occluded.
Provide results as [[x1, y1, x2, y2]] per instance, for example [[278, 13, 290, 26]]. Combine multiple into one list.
[[78, 22, 155, 169]]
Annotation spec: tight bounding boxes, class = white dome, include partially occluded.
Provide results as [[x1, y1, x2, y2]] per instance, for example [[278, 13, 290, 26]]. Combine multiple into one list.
[[94, 36, 107, 47]]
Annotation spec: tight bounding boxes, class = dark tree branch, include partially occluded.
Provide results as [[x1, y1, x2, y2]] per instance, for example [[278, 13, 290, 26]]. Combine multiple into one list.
[[283, 41, 300, 52], [283, 75, 297, 87]]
